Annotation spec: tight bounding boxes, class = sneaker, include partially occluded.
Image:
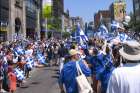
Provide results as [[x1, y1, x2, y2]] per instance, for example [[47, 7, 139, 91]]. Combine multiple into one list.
[[22, 80, 27, 83], [0, 89, 7, 93]]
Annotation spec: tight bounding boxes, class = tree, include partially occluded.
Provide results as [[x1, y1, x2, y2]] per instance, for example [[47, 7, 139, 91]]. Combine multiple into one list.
[[62, 32, 71, 38], [47, 17, 62, 31], [42, 5, 52, 18], [71, 26, 77, 33]]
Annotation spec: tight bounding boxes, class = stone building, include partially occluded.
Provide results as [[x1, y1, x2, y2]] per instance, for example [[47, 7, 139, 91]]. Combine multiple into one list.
[[0, 0, 41, 41], [9, 0, 26, 41], [0, 0, 26, 41], [94, 10, 111, 29], [110, 1, 126, 22]]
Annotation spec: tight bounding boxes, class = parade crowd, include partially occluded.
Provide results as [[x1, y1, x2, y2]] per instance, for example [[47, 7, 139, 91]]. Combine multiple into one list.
[[0, 20, 140, 93], [58, 21, 140, 93], [0, 39, 67, 93]]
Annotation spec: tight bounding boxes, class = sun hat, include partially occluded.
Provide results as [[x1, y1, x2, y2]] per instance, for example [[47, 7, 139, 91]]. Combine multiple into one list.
[[119, 40, 140, 61], [69, 49, 81, 56]]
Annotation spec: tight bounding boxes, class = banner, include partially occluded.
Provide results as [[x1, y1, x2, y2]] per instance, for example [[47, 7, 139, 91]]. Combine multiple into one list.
[[42, 0, 53, 32], [42, 0, 52, 18]]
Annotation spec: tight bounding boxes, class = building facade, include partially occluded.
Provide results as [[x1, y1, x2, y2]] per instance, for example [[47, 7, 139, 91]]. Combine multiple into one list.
[[52, 0, 64, 31], [0, 0, 26, 41], [63, 10, 71, 32], [71, 16, 84, 29], [9, 0, 26, 41], [25, 0, 41, 39], [133, 0, 140, 21], [0, 0, 41, 41], [110, 1, 126, 22], [52, 0, 64, 18], [0, 0, 9, 41], [94, 10, 111, 29]]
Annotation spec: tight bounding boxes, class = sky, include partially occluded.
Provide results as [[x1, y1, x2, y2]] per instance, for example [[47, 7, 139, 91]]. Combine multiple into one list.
[[64, 0, 133, 22]]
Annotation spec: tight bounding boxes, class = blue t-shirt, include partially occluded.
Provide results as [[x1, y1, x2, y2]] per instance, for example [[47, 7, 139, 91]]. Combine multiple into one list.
[[91, 53, 105, 76], [85, 55, 94, 74], [59, 60, 91, 93], [99, 54, 114, 93]]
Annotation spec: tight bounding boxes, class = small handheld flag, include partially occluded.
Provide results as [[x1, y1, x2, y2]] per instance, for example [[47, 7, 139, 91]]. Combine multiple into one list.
[[14, 68, 25, 81], [37, 54, 46, 64]]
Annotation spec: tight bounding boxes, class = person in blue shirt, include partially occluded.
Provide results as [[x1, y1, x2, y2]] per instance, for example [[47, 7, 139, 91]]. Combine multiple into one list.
[[97, 47, 114, 93], [89, 47, 102, 92], [90, 46, 114, 93], [59, 49, 91, 93]]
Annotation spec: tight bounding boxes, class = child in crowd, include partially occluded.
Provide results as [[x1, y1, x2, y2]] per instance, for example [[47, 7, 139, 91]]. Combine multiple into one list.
[[7, 66, 16, 93], [16, 56, 26, 86]]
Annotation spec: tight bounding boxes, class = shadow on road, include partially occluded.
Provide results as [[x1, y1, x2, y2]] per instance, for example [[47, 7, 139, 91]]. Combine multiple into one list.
[[31, 81, 41, 85], [20, 85, 29, 89], [51, 75, 59, 79]]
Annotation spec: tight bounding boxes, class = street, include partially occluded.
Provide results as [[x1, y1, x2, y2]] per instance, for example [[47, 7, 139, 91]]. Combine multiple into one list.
[[16, 66, 60, 93]]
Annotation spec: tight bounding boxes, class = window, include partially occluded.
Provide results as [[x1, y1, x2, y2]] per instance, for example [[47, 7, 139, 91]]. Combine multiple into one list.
[[15, 0, 22, 8], [136, 16, 140, 21], [135, 3, 139, 10]]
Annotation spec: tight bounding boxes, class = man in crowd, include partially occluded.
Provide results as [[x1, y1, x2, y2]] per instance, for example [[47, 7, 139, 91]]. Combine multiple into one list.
[[107, 41, 140, 93], [59, 49, 91, 93]]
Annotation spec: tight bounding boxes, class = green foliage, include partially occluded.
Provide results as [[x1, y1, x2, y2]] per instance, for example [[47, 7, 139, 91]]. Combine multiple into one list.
[[42, 5, 52, 18], [47, 31, 52, 39], [42, 4, 62, 32], [47, 17, 62, 31], [71, 26, 77, 33], [62, 32, 71, 38], [133, 21, 140, 32]]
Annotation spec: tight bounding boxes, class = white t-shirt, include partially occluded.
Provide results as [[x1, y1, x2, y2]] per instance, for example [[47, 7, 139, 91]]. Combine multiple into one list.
[[25, 49, 33, 57], [107, 63, 140, 93]]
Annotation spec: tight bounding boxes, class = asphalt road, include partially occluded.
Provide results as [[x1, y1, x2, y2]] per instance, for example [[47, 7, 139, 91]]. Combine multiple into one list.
[[16, 66, 60, 93]]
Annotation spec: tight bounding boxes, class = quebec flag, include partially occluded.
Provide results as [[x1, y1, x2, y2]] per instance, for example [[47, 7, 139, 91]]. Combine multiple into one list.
[[98, 24, 108, 35], [76, 23, 88, 44], [111, 21, 119, 32], [14, 68, 25, 81], [97, 24, 108, 39], [14, 46, 25, 56], [37, 53, 46, 64], [116, 33, 132, 43], [25, 57, 34, 70]]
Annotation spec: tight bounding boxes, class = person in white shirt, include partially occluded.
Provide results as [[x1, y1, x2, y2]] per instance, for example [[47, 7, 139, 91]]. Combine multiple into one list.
[[107, 40, 140, 93], [25, 44, 33, 57]]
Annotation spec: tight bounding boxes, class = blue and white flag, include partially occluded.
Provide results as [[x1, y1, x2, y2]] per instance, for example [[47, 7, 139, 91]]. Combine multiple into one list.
[[14, 46, 25, 55], [25, 57, 34, 69], [116, 33, 132, 42], [98, 24, 108, 35], [14, 68, 25, 81], [96, 24, 109, 39], [105, 33, 115, 42], [111, 21, 119, 32], [75, 23, 88, 46], [37, 54, 46, 64]]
